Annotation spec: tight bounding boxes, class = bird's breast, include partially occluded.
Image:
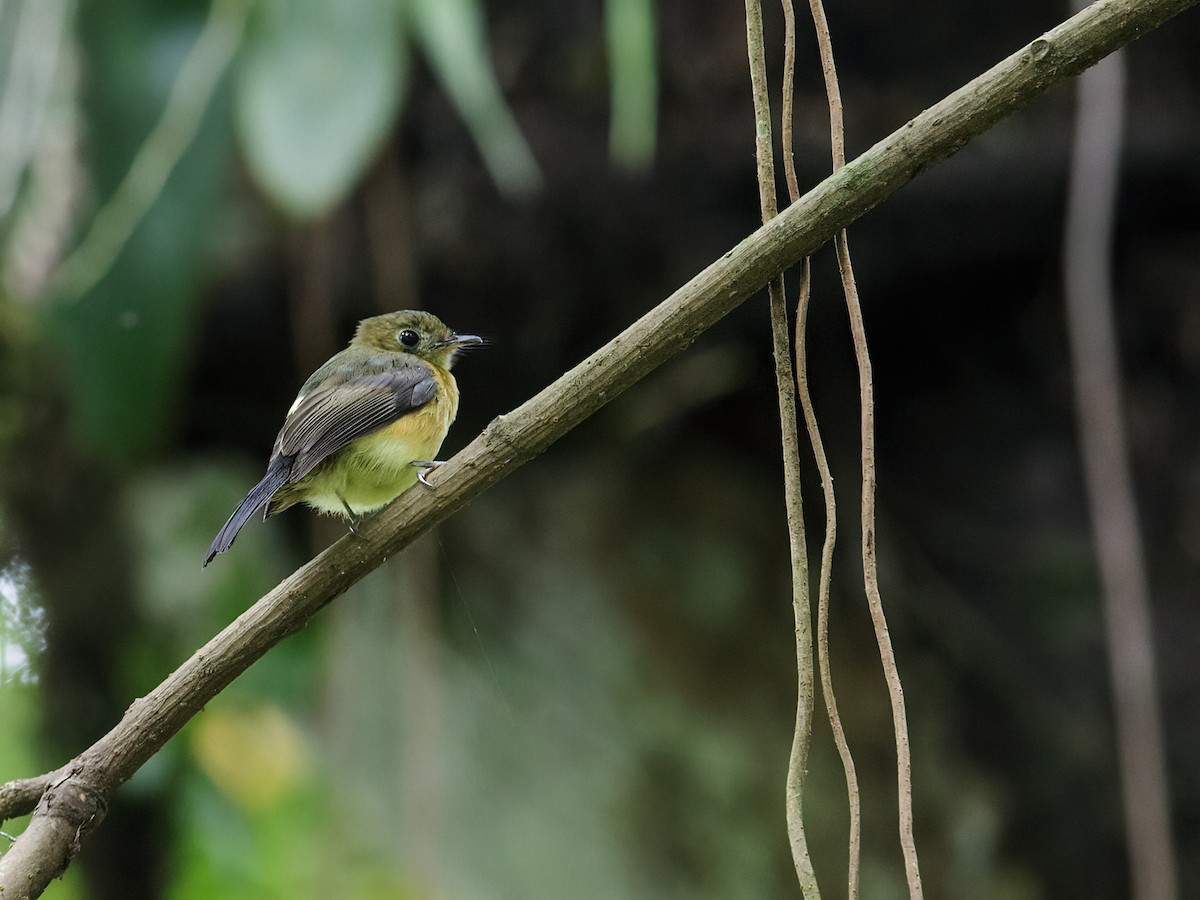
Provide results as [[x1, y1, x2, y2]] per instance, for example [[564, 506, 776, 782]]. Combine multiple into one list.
[[292, 367, 460, 516], [362, 370, 458, 464]]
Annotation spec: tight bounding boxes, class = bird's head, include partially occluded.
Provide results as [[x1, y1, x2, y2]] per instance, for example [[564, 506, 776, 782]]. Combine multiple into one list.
[[352, 310, 484, 369]]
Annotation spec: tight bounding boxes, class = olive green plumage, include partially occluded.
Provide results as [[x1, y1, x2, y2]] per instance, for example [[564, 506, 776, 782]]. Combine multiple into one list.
[[205, 310, 481, 566]]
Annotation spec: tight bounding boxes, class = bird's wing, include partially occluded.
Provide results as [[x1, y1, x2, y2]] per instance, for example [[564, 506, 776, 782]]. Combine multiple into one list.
[[275, 360, 439, 482]]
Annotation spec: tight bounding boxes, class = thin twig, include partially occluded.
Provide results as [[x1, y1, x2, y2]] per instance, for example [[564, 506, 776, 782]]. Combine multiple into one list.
[[743, 1, 820, 893], [1061, 15, 1177, 899], [780, 0, 861, 894], [794, 262, 863, 900], [1, 1, 1195, 892], [839, 232, 924, 900], [0, 772, 58, 824], [780, 0, 801, 203], [804, 0, 923, 894], [782, 8, 864, 887]]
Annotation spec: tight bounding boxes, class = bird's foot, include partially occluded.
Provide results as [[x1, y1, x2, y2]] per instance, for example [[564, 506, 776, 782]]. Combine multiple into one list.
[[338, 495, 364, 537], [412, 460, 444, 487]]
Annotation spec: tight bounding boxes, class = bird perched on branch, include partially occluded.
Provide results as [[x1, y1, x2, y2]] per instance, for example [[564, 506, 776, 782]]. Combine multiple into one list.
[[204, 309, 483, 566]]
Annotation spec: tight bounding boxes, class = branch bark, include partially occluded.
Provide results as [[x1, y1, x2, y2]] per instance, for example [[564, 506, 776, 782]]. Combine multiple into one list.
[[2, 0, 1196, 894]]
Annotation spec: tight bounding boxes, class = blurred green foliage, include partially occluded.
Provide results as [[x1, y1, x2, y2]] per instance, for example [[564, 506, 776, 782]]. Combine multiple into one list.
[[1, 0, 1198, 897], [605, 0, 657, 172], [52, 1, 231, 459], [236, 0, 406, 218]]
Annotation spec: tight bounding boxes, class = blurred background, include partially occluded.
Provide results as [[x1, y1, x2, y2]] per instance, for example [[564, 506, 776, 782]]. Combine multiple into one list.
[[1, 0, 1199, 897]]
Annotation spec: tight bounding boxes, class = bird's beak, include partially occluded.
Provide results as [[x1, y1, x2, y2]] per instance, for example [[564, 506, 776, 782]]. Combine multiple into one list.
[[440, 332, 485, 348]]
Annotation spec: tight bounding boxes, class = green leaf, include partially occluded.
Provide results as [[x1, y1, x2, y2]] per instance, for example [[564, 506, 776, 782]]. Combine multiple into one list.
[[409, 0, 542, 197], [235, 0, 405, 219], [605, 0, 657, 172], [51, 5, 231, 461]]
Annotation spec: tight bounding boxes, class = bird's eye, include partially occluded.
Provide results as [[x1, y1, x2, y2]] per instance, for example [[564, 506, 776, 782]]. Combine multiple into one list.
[[398, 329, 420, 348]]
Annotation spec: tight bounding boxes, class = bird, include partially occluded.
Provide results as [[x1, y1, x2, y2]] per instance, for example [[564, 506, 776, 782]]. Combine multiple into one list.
[[204, 309, 482, 566]]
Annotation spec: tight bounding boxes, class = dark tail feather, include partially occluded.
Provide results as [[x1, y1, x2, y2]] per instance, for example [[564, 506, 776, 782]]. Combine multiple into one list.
[[204, 464, 290, 566]]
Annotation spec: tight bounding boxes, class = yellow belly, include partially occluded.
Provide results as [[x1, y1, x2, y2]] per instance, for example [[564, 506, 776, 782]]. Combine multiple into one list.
[[295, 374, 458, 516]]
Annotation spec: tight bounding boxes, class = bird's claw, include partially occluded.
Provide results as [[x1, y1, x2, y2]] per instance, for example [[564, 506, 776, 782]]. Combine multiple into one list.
[[338, 495, 364, 537], [412, 460, 444, 487]]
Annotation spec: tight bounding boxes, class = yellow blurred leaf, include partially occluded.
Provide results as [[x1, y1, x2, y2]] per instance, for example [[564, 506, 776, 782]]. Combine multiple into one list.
[[191, 704, 309, 811]]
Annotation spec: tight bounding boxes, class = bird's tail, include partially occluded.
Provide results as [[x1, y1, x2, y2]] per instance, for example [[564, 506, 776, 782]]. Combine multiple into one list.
[[204, 463, 290, 566]]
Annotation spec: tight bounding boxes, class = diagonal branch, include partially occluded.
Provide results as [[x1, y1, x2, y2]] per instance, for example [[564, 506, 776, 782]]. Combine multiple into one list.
[[1, 0, 1196, 894]]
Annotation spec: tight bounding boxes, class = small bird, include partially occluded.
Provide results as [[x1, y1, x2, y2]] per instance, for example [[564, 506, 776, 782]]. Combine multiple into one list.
[[204, 310, 482, 566]]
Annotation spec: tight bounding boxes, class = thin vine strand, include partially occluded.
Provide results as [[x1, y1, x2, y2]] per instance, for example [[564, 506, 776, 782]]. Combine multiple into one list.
[[780, 0, 863, 895], [805, 0, 923, 894], [743, 0, 820, 893]]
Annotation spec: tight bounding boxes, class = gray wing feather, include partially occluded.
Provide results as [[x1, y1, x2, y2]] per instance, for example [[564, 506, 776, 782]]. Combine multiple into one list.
[[276, 362, 438, 482]]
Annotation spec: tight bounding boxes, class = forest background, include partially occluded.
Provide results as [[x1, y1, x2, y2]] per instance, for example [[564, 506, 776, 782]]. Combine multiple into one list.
[[1, 0, 1199, 897]]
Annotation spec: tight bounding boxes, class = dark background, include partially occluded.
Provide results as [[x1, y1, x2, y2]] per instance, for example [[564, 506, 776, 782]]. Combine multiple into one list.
[[2, 0, 1199, 897]]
